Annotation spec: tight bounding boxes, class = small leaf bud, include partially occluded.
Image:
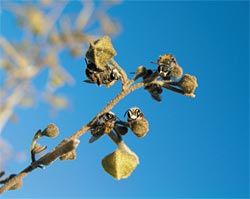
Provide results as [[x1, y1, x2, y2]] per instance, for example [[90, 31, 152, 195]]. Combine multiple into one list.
[[41, 123, 59, 138], [178, 74, 198, 95]]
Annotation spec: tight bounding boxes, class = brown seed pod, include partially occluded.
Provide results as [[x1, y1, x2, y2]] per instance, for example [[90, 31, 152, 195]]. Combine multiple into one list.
[[130, 118, 149, 137], [171, 64, 183, 79], [85, 36, 117, 70], [125, 107, 149, 137], [178, 74, 198, 95], [42, 123, 59, 138]]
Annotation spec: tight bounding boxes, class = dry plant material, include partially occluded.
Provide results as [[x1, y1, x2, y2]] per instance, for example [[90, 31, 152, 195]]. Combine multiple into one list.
[[102, 143, 139, 180], [0, 35, 198, 194]]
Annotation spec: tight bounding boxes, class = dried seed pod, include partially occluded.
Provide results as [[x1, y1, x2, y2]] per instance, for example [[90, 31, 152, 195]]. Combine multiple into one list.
[[41, 123, 59, 138], [101, 143, 139, 180], [178, 74, 198, 95], [170, 64, 183, 79], [157, 54, 183, 80], [125, 107, 149, 137], [85, 36, 117, 70]]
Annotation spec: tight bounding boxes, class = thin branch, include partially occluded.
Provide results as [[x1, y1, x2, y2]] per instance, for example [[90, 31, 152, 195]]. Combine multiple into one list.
[[0, 140, 78, 193], [109, 59, 129, 89], [0, 81, 144, 194]]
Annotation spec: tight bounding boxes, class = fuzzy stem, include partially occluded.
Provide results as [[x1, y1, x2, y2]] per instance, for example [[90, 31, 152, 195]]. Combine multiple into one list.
[[0, 81, 144, 194], [110, 59, 129, 89]]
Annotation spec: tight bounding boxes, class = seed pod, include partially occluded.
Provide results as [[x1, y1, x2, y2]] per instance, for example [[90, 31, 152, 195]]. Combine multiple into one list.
[[125, 107, 149, 137], [101, 143, 139, 180], [85, 36, 117, 70], [41, 123, 59, 138], [170, 64, 183, 79], [178, 74, 198, 95], [130, 118, 149, 137]]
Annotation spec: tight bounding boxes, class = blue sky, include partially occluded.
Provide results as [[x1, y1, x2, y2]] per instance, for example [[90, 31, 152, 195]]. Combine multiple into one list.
[[1, 1, 249, 198]]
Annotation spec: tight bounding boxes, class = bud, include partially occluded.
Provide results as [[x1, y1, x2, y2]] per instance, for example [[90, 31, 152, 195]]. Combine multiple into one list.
[[130, 118, 149, 137], [41, 123, 59, 138], [102, 143, 139, 180], [171, 65, 183, 79], [178, 74, 198, 95], [85, 36, 117, 70]]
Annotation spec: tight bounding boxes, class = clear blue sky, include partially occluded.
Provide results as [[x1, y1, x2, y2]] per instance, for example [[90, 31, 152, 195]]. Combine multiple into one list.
[[1, 1, 249, 198]]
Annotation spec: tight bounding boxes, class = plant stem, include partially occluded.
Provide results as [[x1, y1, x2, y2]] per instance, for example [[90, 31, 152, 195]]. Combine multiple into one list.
[[0, 82, 144, 194]]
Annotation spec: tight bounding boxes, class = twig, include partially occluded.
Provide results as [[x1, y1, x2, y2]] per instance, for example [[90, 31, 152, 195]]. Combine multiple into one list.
[[0, 80, 144, 194], [109, 59, 129, 89]]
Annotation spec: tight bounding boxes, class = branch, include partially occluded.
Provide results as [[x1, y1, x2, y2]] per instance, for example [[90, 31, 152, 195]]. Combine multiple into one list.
[[0, 81, 144, 194], [109, 59, 129, 89]]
